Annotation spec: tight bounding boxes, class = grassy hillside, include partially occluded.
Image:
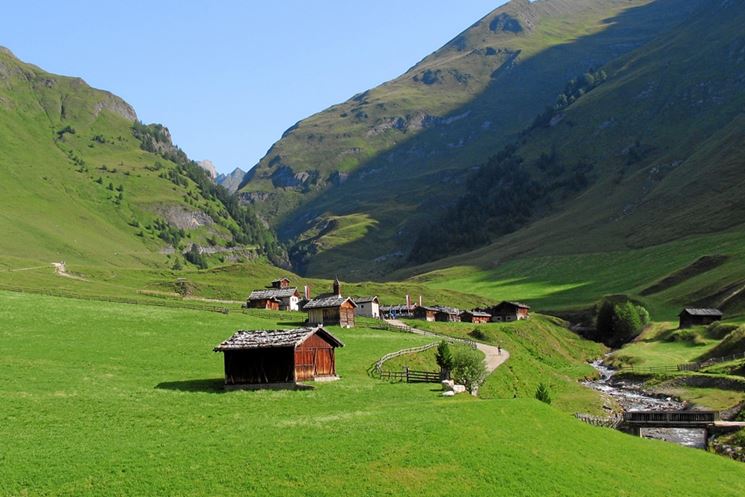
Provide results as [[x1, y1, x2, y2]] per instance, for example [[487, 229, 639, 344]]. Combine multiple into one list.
[[400, 0, 745, 318], [238, 0, 702, 278], [0, 47, 276, 273], [2, 290, 745, 496]]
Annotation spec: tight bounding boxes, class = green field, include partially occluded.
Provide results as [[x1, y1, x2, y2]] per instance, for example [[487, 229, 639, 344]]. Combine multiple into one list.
[[3, 290, 745, 496]]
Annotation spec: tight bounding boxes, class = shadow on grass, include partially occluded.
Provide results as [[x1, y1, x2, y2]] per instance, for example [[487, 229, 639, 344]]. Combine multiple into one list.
[[277, 320, 310, 327], [155, 379, 315, 393]]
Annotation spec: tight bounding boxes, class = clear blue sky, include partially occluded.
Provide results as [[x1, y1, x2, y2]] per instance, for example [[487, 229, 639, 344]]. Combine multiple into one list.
[[2, 1, 504, 174]]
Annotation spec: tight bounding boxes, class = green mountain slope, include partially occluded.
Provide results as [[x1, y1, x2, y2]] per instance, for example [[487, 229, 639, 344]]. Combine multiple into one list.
[[238, 0, 702, 278], [402, 0, 745, 317], [0, 47, 279, 271]]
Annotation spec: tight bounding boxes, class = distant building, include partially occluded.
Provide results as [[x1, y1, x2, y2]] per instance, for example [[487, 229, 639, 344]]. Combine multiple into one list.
[[434, 307, 461, 323], [414, 306, 439, 322], [270, 277, 291, 289], [302, 277, 356, 328], [489, 301, 530, 322], [245, 294, 281, 311], [679, 308, 723, 328], [353, 296, 380, 319], [461, 310, 492, 324], [213, 327, 343, 387], [381, 304, 417, 319], [247, 288, 300, 311]]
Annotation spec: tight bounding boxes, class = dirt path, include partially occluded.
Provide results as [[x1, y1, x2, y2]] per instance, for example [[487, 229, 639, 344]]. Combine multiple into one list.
[[384, 319, 509, 374], [51, 262, 86, 281]]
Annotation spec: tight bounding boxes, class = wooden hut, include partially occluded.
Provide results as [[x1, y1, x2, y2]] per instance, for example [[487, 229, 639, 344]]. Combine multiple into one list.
[[414, 306, 438, 322], [381, 304, 417, 319], [245, 294, 281, 311], [679, 308, 723, 328], [435, 306, 462, 323], [247, 288, 301, 311], [462, 310, 492, 324], [270, 277, 291, 289], [303, 296, 357, 328], [214, 327, 344, 387], [489, 301, 530, 322], [353, 296, 380, 319]]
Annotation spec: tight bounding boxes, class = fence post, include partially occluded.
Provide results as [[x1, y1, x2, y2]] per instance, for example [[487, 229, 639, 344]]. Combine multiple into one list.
[[405, 366, 409, 383]]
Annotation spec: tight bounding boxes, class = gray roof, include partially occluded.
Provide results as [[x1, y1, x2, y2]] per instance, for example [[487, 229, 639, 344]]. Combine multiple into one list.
[[433, 305, 461, 315], [496, 301, 530, 309], [248, 288, 298, 300], [303, 295, 356, 310], [214, 327, 343, 351], [681, 308, 723, 317], [352, 296, 379, 304], [463, 310, 491, 317], [381, 304, 415, 312]]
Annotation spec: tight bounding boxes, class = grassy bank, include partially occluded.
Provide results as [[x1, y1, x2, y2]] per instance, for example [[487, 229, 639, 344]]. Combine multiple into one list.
[[2, 291, 745, 496]]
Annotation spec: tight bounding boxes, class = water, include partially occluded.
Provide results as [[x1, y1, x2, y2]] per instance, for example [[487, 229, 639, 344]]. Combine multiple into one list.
[[584, 360, 707, 448]]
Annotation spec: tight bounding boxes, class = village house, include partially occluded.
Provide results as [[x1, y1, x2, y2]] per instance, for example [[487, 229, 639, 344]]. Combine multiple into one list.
[[414, 305, 439, 322], [381, 304, 417, 319], [489, 301, 530, 322], [678, 308, 723, 328], [302, 277, 357, 328], [213, 327, 344, 388], [461, 310, 492, 324], [353, 296, 380, 319], [245, 277, 301, 311], [247, 288, 301, 311], [434, 306, 462, 323]]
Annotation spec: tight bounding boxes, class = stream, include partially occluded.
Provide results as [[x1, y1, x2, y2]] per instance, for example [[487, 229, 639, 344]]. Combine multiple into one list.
[[584, 360, 707, 448]]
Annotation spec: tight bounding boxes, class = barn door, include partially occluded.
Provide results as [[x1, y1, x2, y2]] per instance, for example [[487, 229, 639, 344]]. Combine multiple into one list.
[[314, 349, 334, 376], [295, 349, 314, 381]]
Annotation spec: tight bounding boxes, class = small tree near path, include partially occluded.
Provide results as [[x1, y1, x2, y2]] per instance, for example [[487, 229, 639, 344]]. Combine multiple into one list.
[[535, 383, 552, 405], [435, 341, 454, 379]]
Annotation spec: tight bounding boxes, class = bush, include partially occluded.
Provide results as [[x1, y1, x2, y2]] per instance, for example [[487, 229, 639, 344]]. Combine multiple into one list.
[[594, 297, 650, 347], [470, 328, 487, 340], [535, 383, 551, 404], [184, 244, 208, 270], [435, 341, 454, 375], [666, 329, 706, 346], [451, 347, 486, 394]]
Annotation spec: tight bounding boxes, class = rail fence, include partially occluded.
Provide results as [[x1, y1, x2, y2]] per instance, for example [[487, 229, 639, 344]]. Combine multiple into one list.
[[378, 367, 443, 384], [375, 320, 479, 349], [574, 413, 622, 429], [371, 342, 439, 377]]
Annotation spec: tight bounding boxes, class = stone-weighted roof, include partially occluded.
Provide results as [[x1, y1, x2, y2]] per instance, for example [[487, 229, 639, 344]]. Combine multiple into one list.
[[303, 295, 356, 310], [248, 288, 298, 300], [213, 327, 343, 351]]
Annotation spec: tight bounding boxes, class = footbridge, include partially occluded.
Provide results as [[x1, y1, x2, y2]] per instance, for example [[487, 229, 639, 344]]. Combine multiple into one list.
[[622, 410, 745, 438]]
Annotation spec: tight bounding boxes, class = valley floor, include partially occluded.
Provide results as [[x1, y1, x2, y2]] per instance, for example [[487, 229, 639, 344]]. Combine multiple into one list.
[[1, 291, 744, 496]]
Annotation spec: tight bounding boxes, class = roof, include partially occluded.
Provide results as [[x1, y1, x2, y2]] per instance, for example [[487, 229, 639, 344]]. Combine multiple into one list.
[[680, 308, 723, 317], [496, 301, 531, 309], [303, 295, 357, 310], [248, 288, 298, 300], [463, 310, 491, 317], [353, 296, 379, 304], [381, 304, 416, 312], [272, 277, 290, 283], [434, 306, 461, 315], [214, 327, 343, 352]]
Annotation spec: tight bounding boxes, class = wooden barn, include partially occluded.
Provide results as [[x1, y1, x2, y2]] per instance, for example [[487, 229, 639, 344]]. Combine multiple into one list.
[[213, 327, 344, 387], [435, 306, 462, 323], [270, 277, 291, 289], [462, 310, 492, 324], [679, 308, 723, 328], [353, 296, 380, 319], [414, 306, 438, 322], [303, 296, 357, 327], [489, 301, 530, 322], [247, 288, 301, 311], [245, 294, 281, 311]]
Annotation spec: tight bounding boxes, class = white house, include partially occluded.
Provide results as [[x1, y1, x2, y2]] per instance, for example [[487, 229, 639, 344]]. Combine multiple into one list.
[[353, 296, 380, 319]]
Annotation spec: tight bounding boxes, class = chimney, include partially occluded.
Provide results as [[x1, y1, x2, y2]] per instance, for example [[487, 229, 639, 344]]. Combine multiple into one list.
[[419, 295, 423, 307], [406, 294, 411, 310], [333, 276, 341, 297], [304, 285, 310, 300]]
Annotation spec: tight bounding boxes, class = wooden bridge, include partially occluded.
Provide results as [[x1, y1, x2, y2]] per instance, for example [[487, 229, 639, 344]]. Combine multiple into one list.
[[622, 410, 745, 438]]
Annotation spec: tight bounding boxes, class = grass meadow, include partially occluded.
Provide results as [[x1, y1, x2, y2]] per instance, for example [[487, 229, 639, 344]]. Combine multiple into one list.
[[2, 290, 745, 496]]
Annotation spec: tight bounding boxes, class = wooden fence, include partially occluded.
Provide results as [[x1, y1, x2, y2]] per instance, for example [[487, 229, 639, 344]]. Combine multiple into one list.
[[378, 367, 443, 384], [371, 342, 439, 376], [575, 413, 622, 429]]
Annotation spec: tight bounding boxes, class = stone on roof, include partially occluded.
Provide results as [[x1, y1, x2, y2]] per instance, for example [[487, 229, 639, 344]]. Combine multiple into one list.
[[213, 327, 343, 351], [681, 308, 723, 317], [248, 288, 298, 300], [463, 310, 491, 317], [303, 295, 356, 310], [353, 296, 378, 304]]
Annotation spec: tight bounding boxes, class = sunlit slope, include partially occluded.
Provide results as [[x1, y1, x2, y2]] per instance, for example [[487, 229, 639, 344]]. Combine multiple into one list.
[[238, 0, 701, 278]]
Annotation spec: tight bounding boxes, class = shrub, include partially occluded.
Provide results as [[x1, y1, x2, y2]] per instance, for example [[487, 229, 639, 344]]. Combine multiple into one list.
[[470, 328, 487, 340], [535, 383, 551, 404], [451, 347, 486, 394], [666, 329, 706, 346], [435, 341, 454, 375], [594, 297, 650, 347], [184, 244, 208, 270]]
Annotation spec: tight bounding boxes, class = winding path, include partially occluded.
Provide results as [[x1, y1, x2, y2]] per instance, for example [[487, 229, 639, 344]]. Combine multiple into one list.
[[384, 319, 509, 374]]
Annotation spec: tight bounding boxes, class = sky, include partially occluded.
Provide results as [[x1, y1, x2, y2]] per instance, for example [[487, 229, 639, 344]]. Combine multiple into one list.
[[1, 1, 505, 174]]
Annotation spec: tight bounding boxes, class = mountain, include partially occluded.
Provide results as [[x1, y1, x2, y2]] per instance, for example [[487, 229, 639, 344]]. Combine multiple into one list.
[[217, 167, 246, 194], [0, 47, 281, 270], [238, 0, 704, 279], [197, 159, 217, 179]]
